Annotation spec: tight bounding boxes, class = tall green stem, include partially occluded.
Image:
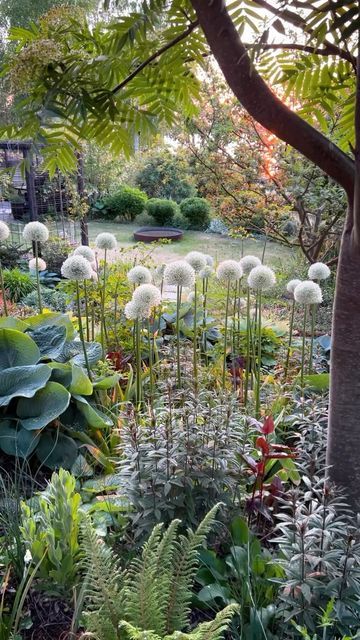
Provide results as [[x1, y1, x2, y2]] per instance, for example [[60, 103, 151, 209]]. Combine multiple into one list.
[[244, 286, 251, 406], [84, 280, 90, 342], [284, 297, 296, 379], [193, 280, 198, 390], [135, 318, 142, 405], [147, 317, 154, 401], [100, 247, 107, 354], [308, 303, 316, 374], [202, 276, 209, 365], [176, 285, 181, 387], [0, 261, 8, 316], [34, 241, 42, 314], [255, 290, 262, 419], [300, 305, 308, 395], [222, 279, 231, 389], [76, 281, 91, 378]]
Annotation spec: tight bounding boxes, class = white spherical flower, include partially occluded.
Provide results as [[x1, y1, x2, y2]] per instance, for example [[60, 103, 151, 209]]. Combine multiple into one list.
[[185, 251, 207, 273], [248, 265, 276, 291], [61, 255, 93, 281], [287, 279, 302, 295], [164, 260, 195, 288], [199, 265, 213, 280], [308, 262, 331, 281], [0, 221, 10, 242], [133, 283, 161, 308], [95, 232, 117, 251], [23, 221, 49, 243], [239, 255, 261, 275], [205, 254, 214, 267], [90, 270, 98, 282], [294, 280, 322, 305], [216, 260, 243, 283], [74, 245, 95, 262], [29, 257, 46, 272], [124, 299, 150, 320], [127, 265, 152, 285]]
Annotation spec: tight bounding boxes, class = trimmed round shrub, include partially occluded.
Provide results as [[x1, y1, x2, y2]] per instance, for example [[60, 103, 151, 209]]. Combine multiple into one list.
[[145, 198, 178, 226], [180, 197, 211, 230], [135, 211, 156, 227], [103, 186, 147, 221], [172, 211, 189, 230]]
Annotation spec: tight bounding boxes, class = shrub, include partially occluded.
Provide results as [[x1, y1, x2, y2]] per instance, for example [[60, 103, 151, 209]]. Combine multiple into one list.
[[103, 185, 147, 221], [0, 243, 28, 269], [134, 211, 156, 227], [2, 268, 35, 302], [41, 236, 73, 275], [134, 149, 197, 202], [180, 196, 211, 230], [21, 287, 68, 312], [172, 210, 189, 229], [206, 218, 229, 235], [145, 198, 178, 226]]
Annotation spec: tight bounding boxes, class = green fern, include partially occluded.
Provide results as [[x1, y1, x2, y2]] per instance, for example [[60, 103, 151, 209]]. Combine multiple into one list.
[[81, 504, 226, 640]]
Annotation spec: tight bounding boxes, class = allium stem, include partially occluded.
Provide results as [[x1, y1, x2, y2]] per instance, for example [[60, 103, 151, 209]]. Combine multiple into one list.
[[100, 247, 107, 354], [176, 285, 181, 387], [147, 318, 154, 401], [34, 241, 43, 314], [300, 305, 308, 395], [222, 279, 231, 389], [0, 261, 8, 316], [255, 290, 262, 419], [202, 276, 209, 365], [84, 280, 90, 342], [193, 280, 198, 391], [244, 286, 251, 407], [76, 281, 91, 378], [308, 303, 316, 374], [135, 318, 142, 405], [284, 297, 296, 379]]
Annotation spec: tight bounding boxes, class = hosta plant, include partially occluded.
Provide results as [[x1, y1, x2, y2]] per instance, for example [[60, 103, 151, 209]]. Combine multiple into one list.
[[0, 312, 119, 469]]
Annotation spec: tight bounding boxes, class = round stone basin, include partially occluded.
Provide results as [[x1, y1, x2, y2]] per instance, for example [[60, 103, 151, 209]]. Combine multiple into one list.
[[133, 227, 183, 243]]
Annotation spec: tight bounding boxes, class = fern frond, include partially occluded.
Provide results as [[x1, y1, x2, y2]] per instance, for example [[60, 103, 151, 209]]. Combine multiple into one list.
[[119, 620, 162, 640], [164, 605, 239, 640]]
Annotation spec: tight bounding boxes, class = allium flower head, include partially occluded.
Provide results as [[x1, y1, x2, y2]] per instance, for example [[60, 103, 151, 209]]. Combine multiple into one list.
[[199, 265, 213, 279], [124, 299, 150, 320], [74, 245, 95, 262], [164, 260, 195, 288], [127, 265, 152, 285], [239, 255, 261, 275], [133, 284, 161, 308], [248, 265, 276, 291], [205, 254, 214, 267], [23, 221, 49, 243], [29, 257, 46, 272], [216, 260, 243, 283], [308, 262, 331, 281], [287, 279, 302, 295], [61, 255, 93, 281], [95, 232, 117, 251], [185, 251, 207, 273], [294, 280, 322, 305], [0, 221, 10, 242]]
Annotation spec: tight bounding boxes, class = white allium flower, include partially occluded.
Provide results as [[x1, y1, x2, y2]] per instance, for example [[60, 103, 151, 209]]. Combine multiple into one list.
[[24, 549, 32, 565], [164, 260, 195, 288], [286, 279, 302, 295], [216, 260, 243, 283], [74, 245, 95, 262], [95, 232, 117, 250], [308, 262, 331, 281], [187, 291, 204, 304], [124, 299, 150, 320], [23, 221, 49, 243], [239, 255, 261, 275], [90, 270, 98, 281], [127, 265, 152, 285], [133, 283, 161, 308], [199, 265, 213, 280], [185, 251, 207, 273], [29, 257, 46, 272], [294, 280, 322, 305], [61, 255, 93, 281], [248, 265, 276, 291], [205, 254, 214, 267], [0, 221, 10, 242]]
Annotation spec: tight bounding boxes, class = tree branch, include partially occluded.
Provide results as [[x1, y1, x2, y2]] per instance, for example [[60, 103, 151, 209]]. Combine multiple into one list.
[[190, 0, 355, 199]]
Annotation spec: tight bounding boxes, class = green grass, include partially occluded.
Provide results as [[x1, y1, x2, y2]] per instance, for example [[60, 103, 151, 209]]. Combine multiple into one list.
[[88, 221, 295, 267]]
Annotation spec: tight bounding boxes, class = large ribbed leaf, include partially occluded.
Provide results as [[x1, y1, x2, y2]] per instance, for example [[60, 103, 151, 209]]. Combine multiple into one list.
[[17, 381, 71, 431], [0, 365, 51, 407], [0, 420, 40, 458], [0, 329, 40, 370], [28, 324, 67, 360], [36, 431, 78, 469]]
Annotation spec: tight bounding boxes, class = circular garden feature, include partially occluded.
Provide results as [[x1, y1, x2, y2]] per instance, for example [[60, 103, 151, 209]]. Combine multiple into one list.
[[133, 227, 183, 243]]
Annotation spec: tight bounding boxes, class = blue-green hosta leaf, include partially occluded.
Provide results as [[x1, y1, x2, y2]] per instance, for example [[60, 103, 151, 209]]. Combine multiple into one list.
[[28, 324, 67, 360], [74, 395, 113, 429], [48, 362, 73, 388], [0, 420, 40, 458], [0, 317, 29, 331], [56, 340, 102, 366], [36, 431, 78, 469], [69, 365, 93, 396], [16, 381, 71, 431], [0, 364, 51, 407], [25, 312, 75, 339], [93, 374, 120, 390], [0, 329, 40, 370]]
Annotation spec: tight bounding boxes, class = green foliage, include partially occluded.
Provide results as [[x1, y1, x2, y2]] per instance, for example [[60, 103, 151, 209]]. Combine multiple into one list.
[[102, 186, 148, 221], [20, 469, 81, 592], [180, 197, 211, 231], [81, 504, 238, 640], [21, 287, 68, 312], [134, 211, 156, 226], [40, 236, 73, 275], [145, 198, 178, 226], [0, 314, 118, 469], [2, 268, 35, 302], [172, 210, 190, 229], [134, 150, 197, 203], [0, 243, 28, 270]]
